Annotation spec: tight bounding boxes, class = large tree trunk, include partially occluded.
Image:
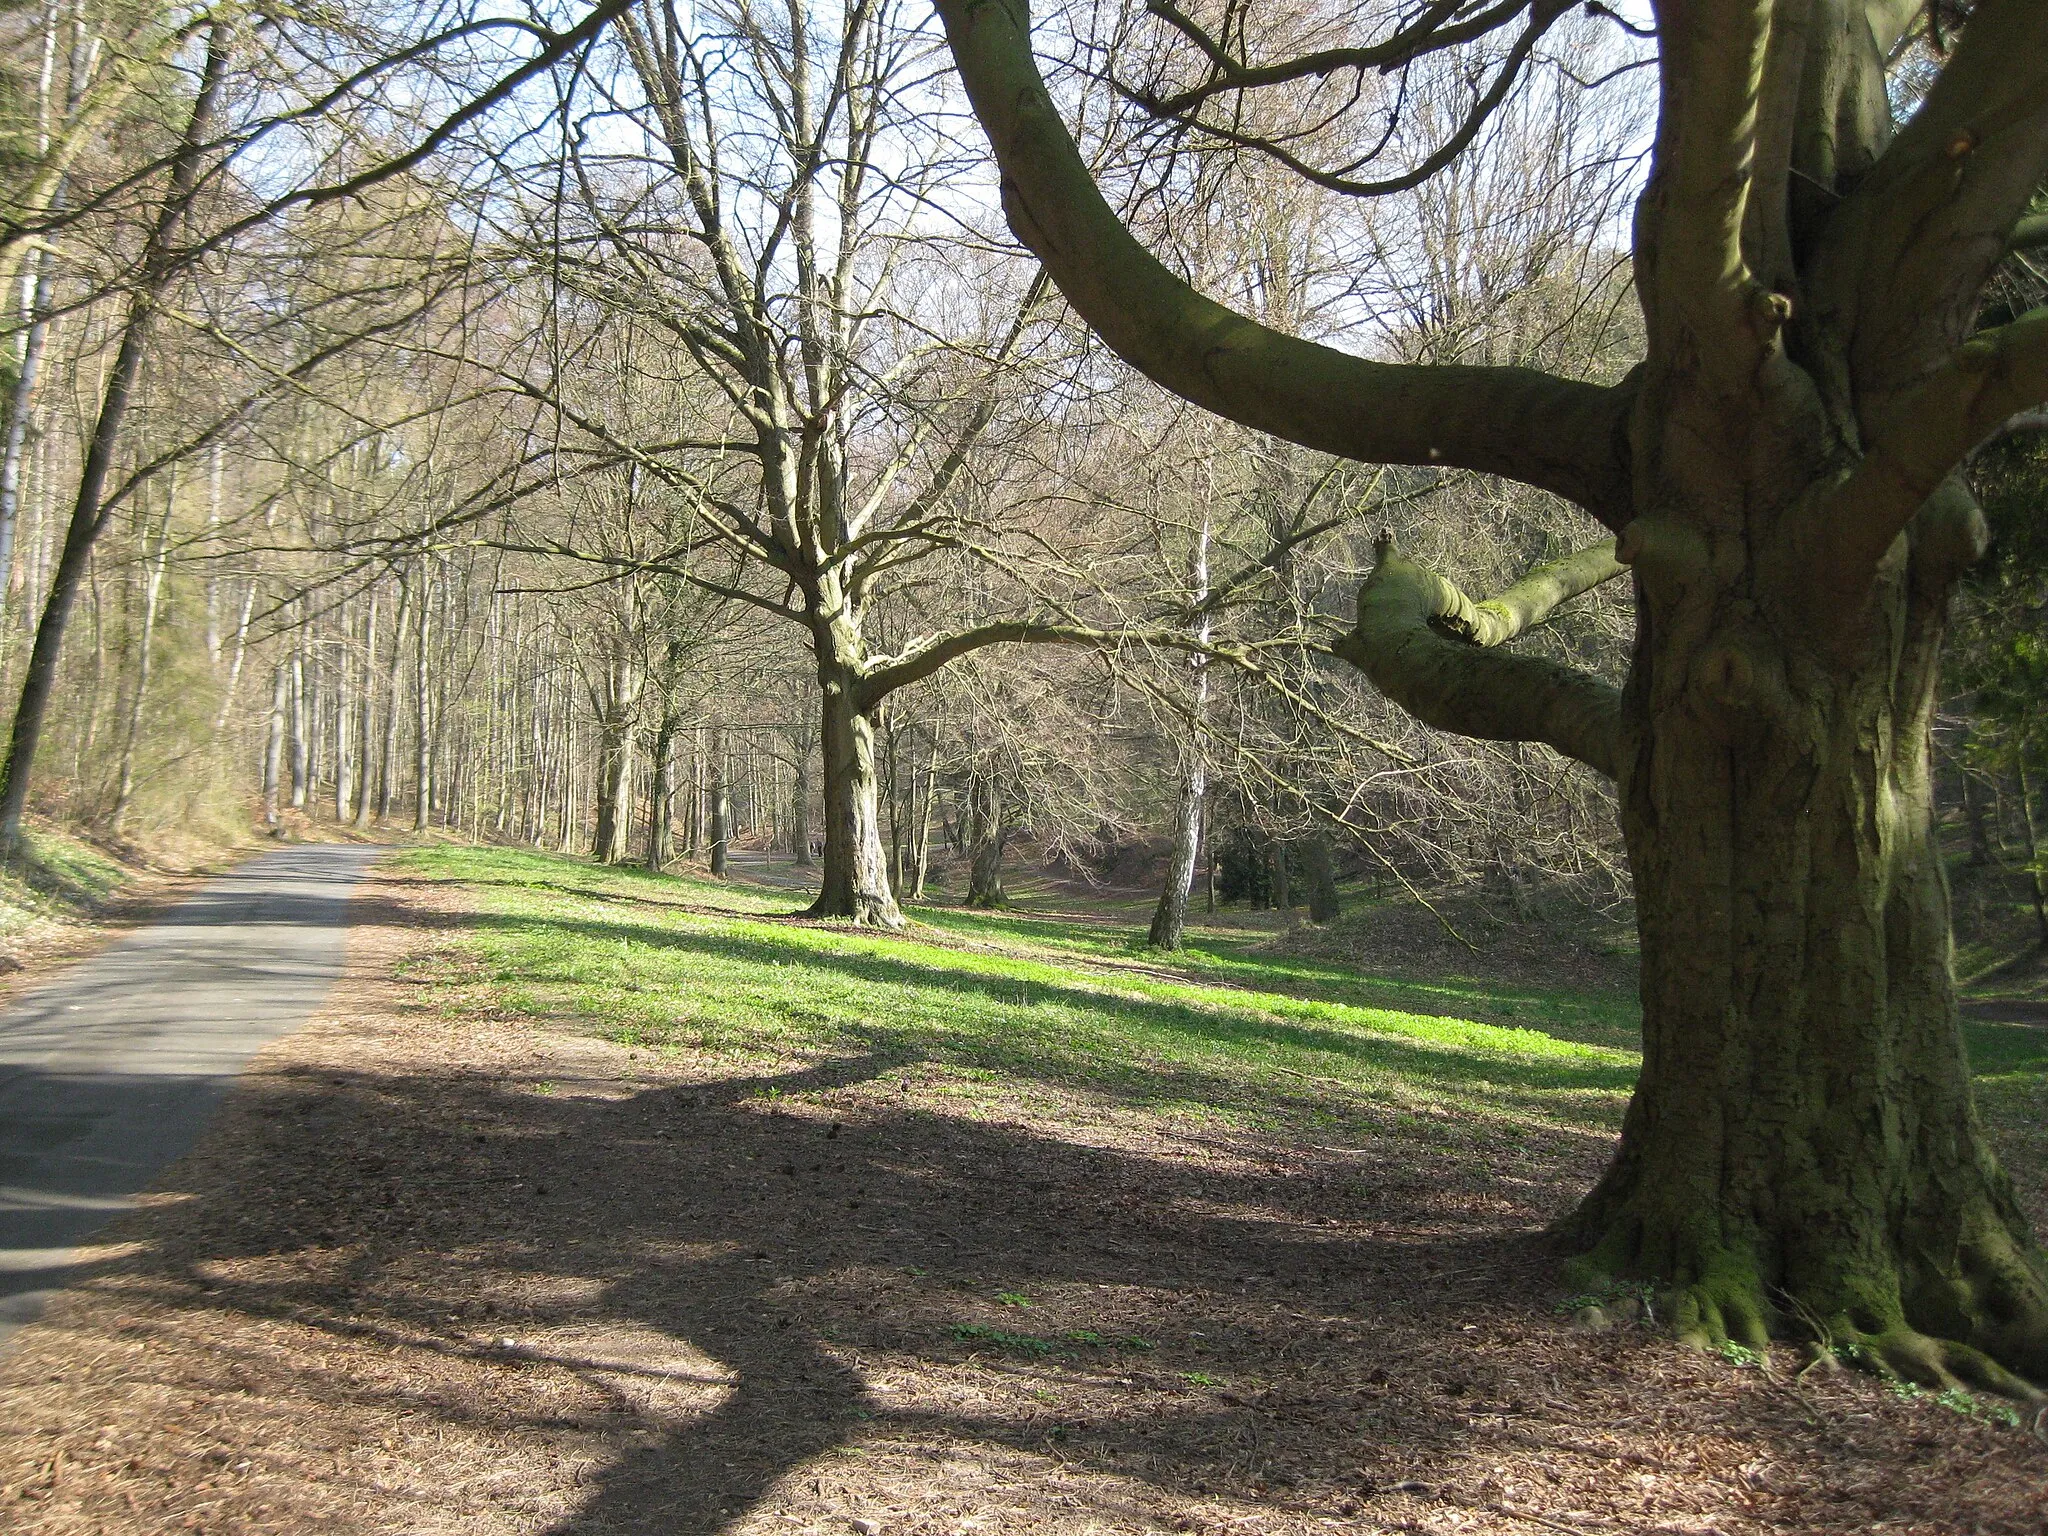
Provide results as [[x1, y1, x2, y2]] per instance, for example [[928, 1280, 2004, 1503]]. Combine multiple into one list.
[[965, 774, 1008, 909], [1556, 518, 2048, 1393], [707, 723, 729, 878], [934, 0, 2048, 1392], [646, 707, 679, 872], [806, 661, 902, 926]]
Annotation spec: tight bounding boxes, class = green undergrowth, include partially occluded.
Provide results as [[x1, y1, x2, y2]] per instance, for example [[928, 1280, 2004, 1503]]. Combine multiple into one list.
[[400, 846, 1640, 1145], [912, 902, 1642, 1051], [396, 846, 2045, 1160], [0, 824, 130, 944]]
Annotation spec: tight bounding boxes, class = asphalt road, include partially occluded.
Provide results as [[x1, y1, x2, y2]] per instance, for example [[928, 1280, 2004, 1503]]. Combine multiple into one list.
[[0, 842, 379, 1343]]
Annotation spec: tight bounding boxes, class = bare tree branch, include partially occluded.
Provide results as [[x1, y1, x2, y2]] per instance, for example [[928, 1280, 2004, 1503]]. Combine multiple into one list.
[[932, 0, 1638, 526]]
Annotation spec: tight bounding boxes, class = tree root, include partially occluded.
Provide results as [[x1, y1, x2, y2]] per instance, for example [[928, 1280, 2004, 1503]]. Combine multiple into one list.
[[1561, 1221, 2048, 1401], [1840, 1327, 2045, 1402], [1668, 1252, 1772, 1354]]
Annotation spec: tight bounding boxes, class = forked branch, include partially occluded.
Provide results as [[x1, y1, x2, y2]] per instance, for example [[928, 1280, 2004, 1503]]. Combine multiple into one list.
[[1333, 534, 1626, 779]]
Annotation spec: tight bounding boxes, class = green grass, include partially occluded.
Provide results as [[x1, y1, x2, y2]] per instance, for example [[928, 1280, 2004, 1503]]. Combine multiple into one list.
[[399, 846, 1639, 1145], [912, 901, 1642, 1050], [0, 825, 130, 941], [394, 846, 2045, 1155]]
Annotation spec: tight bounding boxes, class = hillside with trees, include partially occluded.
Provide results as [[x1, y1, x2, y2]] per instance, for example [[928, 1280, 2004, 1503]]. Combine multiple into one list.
[[0, 0, 2042, 1530]]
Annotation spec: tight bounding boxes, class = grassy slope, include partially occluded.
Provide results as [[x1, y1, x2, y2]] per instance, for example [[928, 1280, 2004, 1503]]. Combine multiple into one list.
[[396, 847, 2042, 1208], [403, 847, 1635, 1152], [0, 824, 134, 960]]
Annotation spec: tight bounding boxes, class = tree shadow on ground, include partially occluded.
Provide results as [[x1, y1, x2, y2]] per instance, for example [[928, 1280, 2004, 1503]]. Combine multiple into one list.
[[105, 1046, 1596, 1534], [72, 1016, 2039, 1536], [13, 868, 2038, 1534]]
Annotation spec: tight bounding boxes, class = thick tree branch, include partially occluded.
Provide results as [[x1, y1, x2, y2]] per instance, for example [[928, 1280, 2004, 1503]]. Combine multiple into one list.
[[860, 619, 1124, 702], [1817, 304, 2048, 587], [1332, 534, 1626, 779], [1644, 0, 1778, 384], [1427, 537, 1626, 646], [932, 0, 1637, 526], [1812, 0, 2048, 419]]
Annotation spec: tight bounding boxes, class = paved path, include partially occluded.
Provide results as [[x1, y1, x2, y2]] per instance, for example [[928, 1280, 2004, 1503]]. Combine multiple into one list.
[[0, 842, 379, 1342]]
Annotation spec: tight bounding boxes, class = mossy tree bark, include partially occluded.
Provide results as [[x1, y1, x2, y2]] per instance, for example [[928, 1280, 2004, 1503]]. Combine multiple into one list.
[[965, 772, 1009, 909], [810, 639, 902, 926], [936, 0, 2048, 1389], [1548, 503, 2048, 1391]]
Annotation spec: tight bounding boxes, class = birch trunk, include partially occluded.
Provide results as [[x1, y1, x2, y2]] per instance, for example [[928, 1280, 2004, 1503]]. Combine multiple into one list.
[[261, 661, 286, 832], [707, 722, 729, 878], [1150, 514, 1210, 950]]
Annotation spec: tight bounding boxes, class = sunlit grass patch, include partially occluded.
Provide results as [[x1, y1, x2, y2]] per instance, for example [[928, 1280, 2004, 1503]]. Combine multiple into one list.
[[399, 847, 1644, 1144], [396, 844, 2043, 1166]]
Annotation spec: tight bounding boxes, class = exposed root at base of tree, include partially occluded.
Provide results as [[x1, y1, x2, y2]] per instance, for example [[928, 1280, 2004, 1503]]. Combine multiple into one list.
[[799, 895, 907, 930], [1838, 1326, 2042, 1401], [1557, 1216, 2048, 1403]]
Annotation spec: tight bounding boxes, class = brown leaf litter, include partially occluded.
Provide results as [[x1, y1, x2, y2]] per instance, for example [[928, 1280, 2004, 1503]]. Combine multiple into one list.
[[0, 862, 2040, 1534]]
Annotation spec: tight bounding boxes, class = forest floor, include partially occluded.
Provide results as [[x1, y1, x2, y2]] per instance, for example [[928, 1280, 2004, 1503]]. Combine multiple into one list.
[[0, 845, 2041, 1534]]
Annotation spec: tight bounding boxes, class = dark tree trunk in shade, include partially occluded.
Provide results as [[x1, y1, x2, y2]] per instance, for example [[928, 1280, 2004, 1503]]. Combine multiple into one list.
[[1302, 835, 1341, 925]]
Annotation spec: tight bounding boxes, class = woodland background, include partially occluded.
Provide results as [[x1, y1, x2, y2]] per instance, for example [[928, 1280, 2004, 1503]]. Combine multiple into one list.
[[0, 0, 2037, 979]]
